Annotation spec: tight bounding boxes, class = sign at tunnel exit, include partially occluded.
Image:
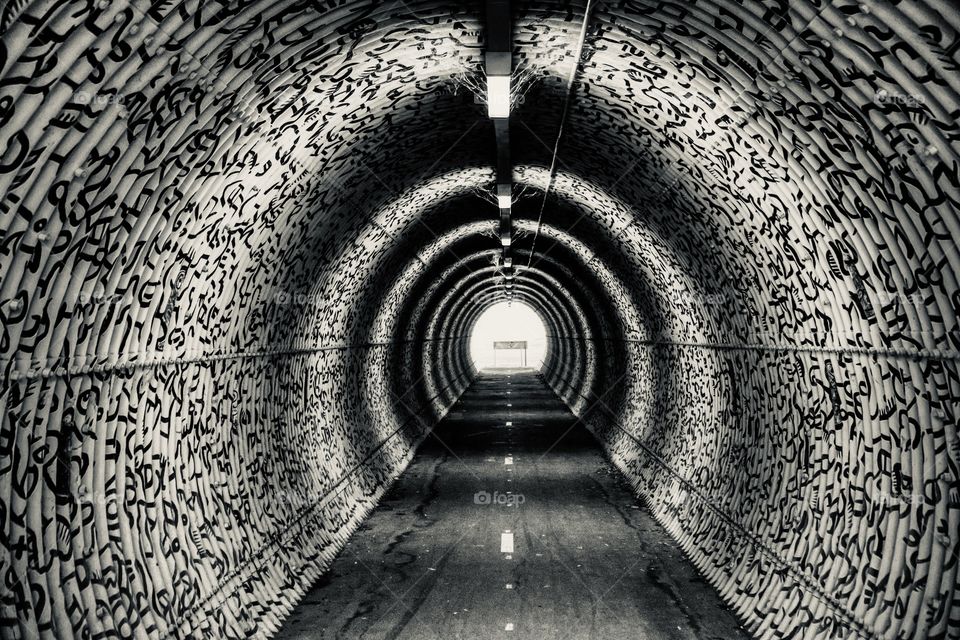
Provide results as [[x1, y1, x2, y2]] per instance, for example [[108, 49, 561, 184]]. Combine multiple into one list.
[[494, 341, 527, 349]]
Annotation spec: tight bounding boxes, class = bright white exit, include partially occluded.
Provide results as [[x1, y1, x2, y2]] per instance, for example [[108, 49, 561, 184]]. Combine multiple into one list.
[[469, 301, 547, 370]]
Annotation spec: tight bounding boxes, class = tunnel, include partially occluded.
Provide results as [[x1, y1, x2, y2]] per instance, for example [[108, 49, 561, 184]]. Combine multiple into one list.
[[1, 0, 959, 638]]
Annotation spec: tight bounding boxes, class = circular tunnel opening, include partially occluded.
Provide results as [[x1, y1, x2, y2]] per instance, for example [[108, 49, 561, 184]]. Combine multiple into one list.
[[468, 300, 547, 371]]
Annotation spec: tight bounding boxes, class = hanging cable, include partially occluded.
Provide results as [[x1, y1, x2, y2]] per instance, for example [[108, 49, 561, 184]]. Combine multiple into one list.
[[524, 0, 594, 269]]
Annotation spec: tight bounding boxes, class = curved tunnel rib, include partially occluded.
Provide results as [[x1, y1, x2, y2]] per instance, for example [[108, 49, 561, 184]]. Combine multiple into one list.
[[1, 0, 959, 639]]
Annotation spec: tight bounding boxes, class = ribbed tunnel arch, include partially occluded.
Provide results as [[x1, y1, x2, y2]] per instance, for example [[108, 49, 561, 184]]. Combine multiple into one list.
[[2, 0, 959, 639]]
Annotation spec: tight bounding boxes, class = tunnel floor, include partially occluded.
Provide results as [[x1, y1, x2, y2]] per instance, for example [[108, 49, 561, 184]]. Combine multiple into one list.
[[276, 371, 749, 640]]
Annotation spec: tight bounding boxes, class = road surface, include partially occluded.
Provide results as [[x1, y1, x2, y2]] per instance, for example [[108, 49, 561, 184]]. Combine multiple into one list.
[[276, 370, 749, 640]]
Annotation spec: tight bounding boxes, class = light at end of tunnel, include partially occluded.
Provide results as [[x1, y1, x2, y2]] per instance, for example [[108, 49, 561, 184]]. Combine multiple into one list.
[[470, 300, 546, 370], [488, 75, 511, 118]]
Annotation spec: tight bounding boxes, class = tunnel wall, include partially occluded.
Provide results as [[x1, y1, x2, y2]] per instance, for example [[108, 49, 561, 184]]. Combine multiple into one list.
[[532, 171, 960, 639], [0, 6, 483, 629], [532, 173, 960, 640], [1, 259, 475, 640], [547, 340, 960, 640], [0, 287, 474, 640], [516, 0, 960, 634]]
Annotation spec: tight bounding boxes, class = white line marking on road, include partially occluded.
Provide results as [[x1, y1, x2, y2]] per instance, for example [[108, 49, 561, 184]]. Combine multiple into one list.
[[505, 583, 514, 589], [506, 421, 512, 426], [505, 623, 515, 631], [501, 532, 514, 553], [504, 456, 513, 465]]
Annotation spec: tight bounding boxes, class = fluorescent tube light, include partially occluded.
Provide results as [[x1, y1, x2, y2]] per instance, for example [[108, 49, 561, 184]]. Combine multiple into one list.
[[488, 75, 510, 118], [497, 183, 512, 208]]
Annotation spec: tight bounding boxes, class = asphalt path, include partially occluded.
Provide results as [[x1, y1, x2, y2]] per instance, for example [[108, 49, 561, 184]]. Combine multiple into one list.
[[276, 370, 749, 640]]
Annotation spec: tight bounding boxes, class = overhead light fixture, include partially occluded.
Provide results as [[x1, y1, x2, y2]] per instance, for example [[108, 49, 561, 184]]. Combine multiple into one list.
[[497, 183, 511, 209], [488, 75, 510, 118]]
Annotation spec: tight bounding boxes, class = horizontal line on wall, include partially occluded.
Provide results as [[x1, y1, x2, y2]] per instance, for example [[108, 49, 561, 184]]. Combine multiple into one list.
[[547, 335, 960, 361], [3, 336, 470, 383]]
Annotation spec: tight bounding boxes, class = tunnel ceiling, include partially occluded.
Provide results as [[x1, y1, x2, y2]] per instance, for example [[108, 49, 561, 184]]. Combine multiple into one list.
[[2, 0, 960, 639]]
